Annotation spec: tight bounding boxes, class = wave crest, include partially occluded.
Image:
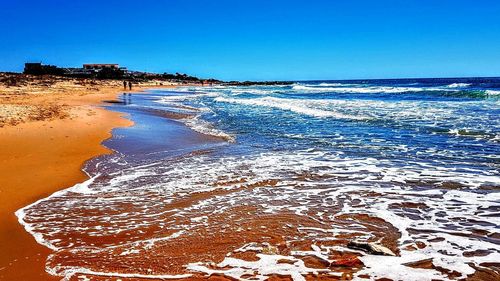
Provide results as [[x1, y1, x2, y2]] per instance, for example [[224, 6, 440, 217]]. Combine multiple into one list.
[[215, 96, 368, 120], [291, 85, 438, 94], [446, 83, 471, 88]]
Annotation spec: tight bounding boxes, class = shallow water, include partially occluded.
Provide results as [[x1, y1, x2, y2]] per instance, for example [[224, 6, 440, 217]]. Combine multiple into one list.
[[17, 78, 500, 280]]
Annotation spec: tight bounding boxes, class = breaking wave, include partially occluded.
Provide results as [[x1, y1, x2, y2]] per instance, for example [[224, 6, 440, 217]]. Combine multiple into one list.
[[15, 78, 500, 281], [446, 83, 471, 88], [485, 89, 500, 96], [183, 116, 235, 142], [16, 148, 500, 280], [291, 84, 446, 94], [214, 96, 369, 120]]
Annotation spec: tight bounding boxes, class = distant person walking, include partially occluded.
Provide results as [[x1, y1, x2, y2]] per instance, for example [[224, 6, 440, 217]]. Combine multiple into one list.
[[128, 81, 132, 91], [123, 80, 127, 90]]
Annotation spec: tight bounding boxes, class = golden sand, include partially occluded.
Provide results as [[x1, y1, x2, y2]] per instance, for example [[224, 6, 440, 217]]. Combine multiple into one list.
[[0, 76, 175, 280]]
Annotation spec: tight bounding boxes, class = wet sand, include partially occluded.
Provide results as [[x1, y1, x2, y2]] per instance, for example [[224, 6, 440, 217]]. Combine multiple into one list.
[[28, 88, 496, 281], [3, 80, 498, 280], [12, 90, 393, 280], [0, 78, 178, 280], [0, 109, 130, 280]]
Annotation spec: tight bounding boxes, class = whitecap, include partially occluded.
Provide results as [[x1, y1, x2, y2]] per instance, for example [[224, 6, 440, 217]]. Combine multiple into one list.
[[485, 89, 500, 95], [446, 83, 471, 88], [291, 85, 447, 94], [182, 115, 235, 142], [214, 96, 369, 120]]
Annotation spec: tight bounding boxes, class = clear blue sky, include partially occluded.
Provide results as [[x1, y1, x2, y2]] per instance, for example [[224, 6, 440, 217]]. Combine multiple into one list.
[[1, 0, 499, 81]]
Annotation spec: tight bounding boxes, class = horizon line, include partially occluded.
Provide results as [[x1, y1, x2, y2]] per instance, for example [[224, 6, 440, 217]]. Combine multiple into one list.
[[2, 68, 499, 83]]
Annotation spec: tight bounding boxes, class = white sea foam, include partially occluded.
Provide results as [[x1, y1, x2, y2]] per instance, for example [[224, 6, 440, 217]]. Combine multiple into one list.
[[446, 83, 471, 88], [215, 96, 368, 120], [229, 88, 280, 95], [16, 85, 500, 280], [70, 174, 100, 194], [154, 93, 236, 141], [318, 82, 345, 86], [15, 173, 101, 251], [213, 96, 499, 139], [182, 115, 235, 142], [156, 92, 220, 103], [292, 84, 457, 94], [292, 85, 415, 93], [485, 89, 500, 95], [188, 253, 337, 281], [49, 265, 192, 281], [18, 146, 500, 280], [183, 151, 498, 279]]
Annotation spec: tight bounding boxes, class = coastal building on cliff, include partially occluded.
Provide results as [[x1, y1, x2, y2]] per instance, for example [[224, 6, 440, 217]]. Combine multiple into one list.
[[83, 64, 121, 70], [24, 62, 127, 77], [24, 62, 64, 75]]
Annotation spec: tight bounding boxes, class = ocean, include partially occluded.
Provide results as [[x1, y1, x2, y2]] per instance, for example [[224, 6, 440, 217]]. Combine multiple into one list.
[[17, 78, 500, 280]]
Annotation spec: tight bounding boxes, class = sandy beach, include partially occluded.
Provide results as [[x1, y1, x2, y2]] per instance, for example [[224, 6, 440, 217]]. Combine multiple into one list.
[[0, 75, 176, 280], [3, 1, 500, 279], [1, 75, 499, 281]]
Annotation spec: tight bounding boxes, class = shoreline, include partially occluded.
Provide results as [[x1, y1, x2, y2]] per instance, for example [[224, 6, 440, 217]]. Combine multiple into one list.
[[17, 87, 226, 280], [0, 80, 178, 280], [3, 80, 498, 280]]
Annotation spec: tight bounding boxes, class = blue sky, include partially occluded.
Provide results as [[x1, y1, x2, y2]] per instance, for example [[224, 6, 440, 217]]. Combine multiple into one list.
[[1, 0, 499, 81]]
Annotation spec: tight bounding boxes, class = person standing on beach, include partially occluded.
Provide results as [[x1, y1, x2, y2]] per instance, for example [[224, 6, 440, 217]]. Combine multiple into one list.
[[123, 80, 127, 90], [128, 81, 132, 91]]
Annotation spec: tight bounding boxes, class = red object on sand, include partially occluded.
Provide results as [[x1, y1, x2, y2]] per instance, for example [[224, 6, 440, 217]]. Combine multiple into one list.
[[331, 257, 363, 267]]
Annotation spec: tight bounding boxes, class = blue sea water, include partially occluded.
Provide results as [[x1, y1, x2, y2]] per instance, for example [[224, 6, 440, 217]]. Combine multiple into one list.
[[160, 78, 500, 187], [17, 78, 500, 280]]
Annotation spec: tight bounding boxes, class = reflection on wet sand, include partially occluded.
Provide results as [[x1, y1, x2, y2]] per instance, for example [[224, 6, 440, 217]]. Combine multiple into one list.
[[17, 86, 500, 280]]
